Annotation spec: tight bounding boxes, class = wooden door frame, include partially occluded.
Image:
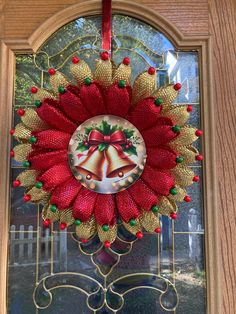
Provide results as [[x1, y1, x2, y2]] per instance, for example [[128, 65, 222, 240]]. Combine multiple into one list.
[[0, 1, 221, 313]]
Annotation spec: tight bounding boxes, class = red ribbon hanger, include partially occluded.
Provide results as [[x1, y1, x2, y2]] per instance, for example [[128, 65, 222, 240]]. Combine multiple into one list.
[[102, 0, 112, 53]]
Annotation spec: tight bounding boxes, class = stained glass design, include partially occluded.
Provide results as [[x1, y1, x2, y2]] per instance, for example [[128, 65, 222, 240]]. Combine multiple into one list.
[[8, 15, 206, 313]]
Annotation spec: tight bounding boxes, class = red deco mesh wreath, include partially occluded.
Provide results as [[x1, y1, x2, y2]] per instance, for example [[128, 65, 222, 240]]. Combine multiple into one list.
[[11, 52, 203, 247]]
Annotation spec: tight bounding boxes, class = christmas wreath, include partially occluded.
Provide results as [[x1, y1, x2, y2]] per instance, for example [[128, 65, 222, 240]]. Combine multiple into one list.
[[11, 52, 202, 247]]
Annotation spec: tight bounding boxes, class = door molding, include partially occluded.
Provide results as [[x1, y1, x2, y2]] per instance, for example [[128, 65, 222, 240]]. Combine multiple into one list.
[[0, 1, 220, 313]]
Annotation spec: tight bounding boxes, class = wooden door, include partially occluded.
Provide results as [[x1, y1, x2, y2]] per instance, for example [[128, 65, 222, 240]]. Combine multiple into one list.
[[0, 0, 235, 313]]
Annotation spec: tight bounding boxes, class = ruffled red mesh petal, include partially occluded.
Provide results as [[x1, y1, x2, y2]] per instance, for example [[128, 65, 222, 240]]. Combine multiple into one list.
[[59, 89, 91, 124], [73, 188, 97, 222], [28, 149, 67, 171], [116, 190, 141, 223], [127, 179, 158, 211], [32, 130, 71, 150], [38, 162, 72, 192], [50, 177, 82, 210], [127, 97, 161, 130], [141, 165, 174, 196], [36, 101, 77, 134], [94, 194, 116, 226], [79, 82, 106, 116], [105, 84, 131, 117], [146, 147, 177, 169], [142, 125, 177, 147]]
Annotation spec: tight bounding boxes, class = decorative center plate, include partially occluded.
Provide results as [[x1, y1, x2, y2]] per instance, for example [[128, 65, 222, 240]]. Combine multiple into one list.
[[68, 115, 147, 194]]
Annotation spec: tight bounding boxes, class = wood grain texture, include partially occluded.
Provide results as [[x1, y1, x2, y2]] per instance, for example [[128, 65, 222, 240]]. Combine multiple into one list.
[[209, 0, 236, 313]]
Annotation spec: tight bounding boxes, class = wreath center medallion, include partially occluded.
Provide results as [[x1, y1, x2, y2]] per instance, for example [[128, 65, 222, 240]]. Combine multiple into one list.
[[68, 115, 147, 194]]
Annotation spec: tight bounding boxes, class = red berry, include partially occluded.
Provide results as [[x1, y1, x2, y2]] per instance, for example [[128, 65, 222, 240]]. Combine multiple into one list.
[[125, 144, 129, 149], [10, 150, 14, 157], [104, 241, 111, 248], [23, 194, 31, 202], [48, 68, 56, 75], [174, 83, 182, 91], [196, 154, 203, 161], [100, 51, 109, 60], [72, 56, 80, 64], [31, 86, 38, 94], [184, 195, 192, 202], [170, 212, 177, 220], [81, 238, 88, 244], [193, 175, 200, 182], [155, 227, 161, 234], [196, 129, 203, 137], [148, 67, 156, 75], [84, 141, 89, 147], [60, 222, 67, 230], [123, 57, 130, 65], [17, 109, 25, 116], [13, 180, 21, 187], [43, 219, 51, 228], [136, 231, 143, 239], [10, 129, 15, 135], [187, 105, 193, 112]]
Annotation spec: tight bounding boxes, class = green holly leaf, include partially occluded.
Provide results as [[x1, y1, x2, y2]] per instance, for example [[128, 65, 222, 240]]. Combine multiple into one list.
[[84, 127, 93, 135], [98, 143, 108, 151], [111, 125, 119, 133], [123, 146, 137, 156], [123, 129, 134, 138], [99, 120, 111, 135], [77, 142, 88, 152]]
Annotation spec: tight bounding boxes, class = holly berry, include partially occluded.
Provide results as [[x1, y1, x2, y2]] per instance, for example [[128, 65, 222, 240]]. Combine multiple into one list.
[[174, 83, 182, 91], [155, 227, 161, 234], [43, 219, 51, 228], [196, 129, 203, 137], [148, 67, 156, 75], [136, 231, 143, 239], [31, 86, 38, 94], [17, 109, 25, 116], [13, 180, 21, 187], [48, 68, 56, 75], [72, 56, 80, 64], [10, 129, 15, 135], [184, 195, 192, 202], [23, 194, 31, 202], [100, 51, 109, 60], [196, 154, 203, 161], [187, 105, 193, 112], [60, 222, 67, 230], [123, 57, 130, 65], [193, 175, 200, 182], [104, 240, 111, 248], [170, 212, 177, 220]]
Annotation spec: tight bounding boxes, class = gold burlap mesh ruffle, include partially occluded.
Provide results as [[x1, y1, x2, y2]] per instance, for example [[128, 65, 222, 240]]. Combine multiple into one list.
[[13, 144, 32, 162], [14, 123, 31, 142], [158, 196, 177, 216], [167, 185, 187, 202], [113, 63, 131, 84], [132, 71, 157, 105], [59, 209, 75, 226], [42, 204, 60, 222], [27, 187, 50, 203], [161, 105, 190, 126], [21, 109, 48, 131], [140, 211, 160, 232], [123, 219, 142, 235], [16, 170, 39, 187], [50, 71, 70, 92], [94, 59, 113, 87], [97, 224, 117, 243], [176, 146, 199, 164], [171, 165, 195, 187], [153, 84, 178, 107], [75, 217, 96, 239], [170, 126, 198, 147], [33, 88, 56, 101], [70, 60, 93, 87]]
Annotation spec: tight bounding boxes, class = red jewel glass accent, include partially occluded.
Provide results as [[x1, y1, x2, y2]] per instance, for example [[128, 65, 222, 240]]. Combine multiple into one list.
[[123, 57, 130, 65], [174, 83, 182, 91], [43, 219, 51, 228], [100, 51, 109, 60], [23, 194, 31, 202], [148, 67, 156, 75], [13, 180, 21, 187], [31, 86, 38, 94], [48, 68, 56, 75], [10, 150, 14, 157], [104, 241, 111, 248], [187, 105, 193, 112], [72, 56, 80, 64], [195, 129, 203, 137], [10, 129, 15, 135], [81, 239, 88, 244], [155, 227, 161, 234], [136, 231, 143, 239], [60, 222, 67, 230], [193, 175, 200, 182], [170, 212, 177, 220], [184, 195, 192, 202], [196, 154, 203, 161], [17, 109, 25, 116]]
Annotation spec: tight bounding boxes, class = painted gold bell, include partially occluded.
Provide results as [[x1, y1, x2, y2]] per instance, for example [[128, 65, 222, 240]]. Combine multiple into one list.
[[105, 145, 136, 178], [76, 150, 104, 181]]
